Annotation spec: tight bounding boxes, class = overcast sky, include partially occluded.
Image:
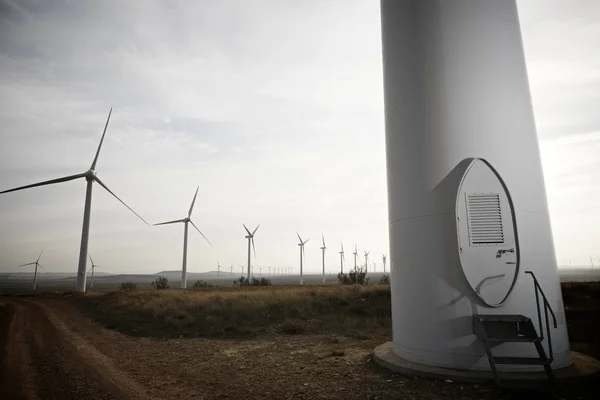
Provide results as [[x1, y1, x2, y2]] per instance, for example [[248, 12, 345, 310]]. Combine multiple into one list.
[[0, 0, 598, 275]]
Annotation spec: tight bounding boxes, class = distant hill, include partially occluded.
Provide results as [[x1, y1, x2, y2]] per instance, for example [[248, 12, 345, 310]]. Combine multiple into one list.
[[155, 270, 219, 275]]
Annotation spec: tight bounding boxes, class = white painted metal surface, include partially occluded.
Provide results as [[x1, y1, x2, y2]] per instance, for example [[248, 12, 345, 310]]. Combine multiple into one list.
[[381, 0, 571, 371]]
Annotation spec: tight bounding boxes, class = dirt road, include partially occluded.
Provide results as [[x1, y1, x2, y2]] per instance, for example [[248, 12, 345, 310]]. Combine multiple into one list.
[[2, 296, 596, 400], [0, 298, 150, 399]]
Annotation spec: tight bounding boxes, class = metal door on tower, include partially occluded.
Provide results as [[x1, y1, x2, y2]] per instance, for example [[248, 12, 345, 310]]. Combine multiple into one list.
[[456, 159, 519, 307]]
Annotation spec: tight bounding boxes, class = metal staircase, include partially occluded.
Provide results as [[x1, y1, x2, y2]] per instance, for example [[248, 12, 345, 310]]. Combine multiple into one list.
[[473, 271, 558, 389]]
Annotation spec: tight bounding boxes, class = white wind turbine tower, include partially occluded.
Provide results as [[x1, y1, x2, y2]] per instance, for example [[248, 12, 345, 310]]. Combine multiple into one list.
[[339, 242, 345, 274], [217, 260, 222, 279], [591, 256, 595, 268], [353, 244, 358, 270], [364, 250, 370, 273], [88, 254, 103, 289], [382, 254, 387, 274], [297, 233, 309, 285], [230, 263, 234, 276], [243, 224, 260, 280], [320, 234, 327, 284], [19, 250, 45, 291], [0, 108, 149, 293], [154, 186, 212, 289]]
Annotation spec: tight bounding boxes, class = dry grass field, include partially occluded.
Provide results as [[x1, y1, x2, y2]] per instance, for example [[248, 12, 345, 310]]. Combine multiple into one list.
[[1, 282, 599, 399], [77, 285, 392, 339]]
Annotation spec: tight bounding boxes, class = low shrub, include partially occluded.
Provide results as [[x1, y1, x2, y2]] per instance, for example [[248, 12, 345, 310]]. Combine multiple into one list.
[[119, 282, 137, 291], [380, 274, 390, 284], [193, 280, 212, 289], [337, 267, 369, 285], [233, 276, 272, 286], [151, 277, 169, 290]]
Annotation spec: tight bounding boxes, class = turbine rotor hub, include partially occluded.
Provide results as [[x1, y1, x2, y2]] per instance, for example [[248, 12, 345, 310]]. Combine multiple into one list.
[[84, 169, 97, 181]]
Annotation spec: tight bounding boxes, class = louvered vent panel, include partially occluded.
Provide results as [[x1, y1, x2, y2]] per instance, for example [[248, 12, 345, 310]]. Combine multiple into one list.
[[466, 193, 504, 245]]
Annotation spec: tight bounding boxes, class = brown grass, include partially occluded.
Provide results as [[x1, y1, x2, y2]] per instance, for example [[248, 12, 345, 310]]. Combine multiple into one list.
[[76, 285, 392, 339], [74, 281, 600, 363]]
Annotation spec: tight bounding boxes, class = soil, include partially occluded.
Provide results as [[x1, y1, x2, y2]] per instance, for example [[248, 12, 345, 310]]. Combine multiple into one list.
[[0, 283, 599, 400]]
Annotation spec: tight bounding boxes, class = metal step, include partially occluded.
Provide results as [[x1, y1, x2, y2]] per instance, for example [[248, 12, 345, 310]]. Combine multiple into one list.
[[476, 314, 531, 323], [493, 356, 548, 365], [486, 336, 537, 343]]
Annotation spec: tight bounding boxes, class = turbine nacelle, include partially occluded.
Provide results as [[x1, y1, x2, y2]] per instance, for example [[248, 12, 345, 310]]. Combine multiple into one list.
[[84, 169, 97, 181]]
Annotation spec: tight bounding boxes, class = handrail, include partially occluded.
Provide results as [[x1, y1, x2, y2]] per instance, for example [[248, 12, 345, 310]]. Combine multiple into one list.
[[525, 270, 558, 361]]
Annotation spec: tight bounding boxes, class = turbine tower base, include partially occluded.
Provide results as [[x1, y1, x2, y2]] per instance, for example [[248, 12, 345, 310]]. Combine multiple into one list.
[[373, 342, 600, 385]]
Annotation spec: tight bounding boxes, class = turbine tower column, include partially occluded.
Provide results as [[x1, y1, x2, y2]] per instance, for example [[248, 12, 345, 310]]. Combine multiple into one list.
[[380, 0, 571, 372], [182, 221, 189, 289], [321, 249, 325, 283], [247, 237, 252, 280], [76, 178, 94, 292], [33, 264, 38, 291]]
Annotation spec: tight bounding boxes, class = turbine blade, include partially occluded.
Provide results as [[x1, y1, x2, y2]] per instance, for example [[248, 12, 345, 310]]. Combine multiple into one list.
[[37, 263, 46, 272], [36, 249, 44, 263], [297, 232, 302, 243], [188, 186, 199, 218], [0, 173, 85, 194], [190, 220, 212, 246], [304, 238, 310, 245], [94, 176, 150, 226], [252, 224, 260, 236], [19, 262, 36, 267], [243, 223, 252, 236], [322, 233, 325, 248], [88, 254, 94, 265], [153, 218, 185, 226], [252, 237, 256, 258], [90, 107, 113, 170]]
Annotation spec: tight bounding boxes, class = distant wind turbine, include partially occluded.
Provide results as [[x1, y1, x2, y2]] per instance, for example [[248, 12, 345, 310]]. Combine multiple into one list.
[[320, 234, 327, 284], [19, 250, 45, 290], [339, 242, 345, 274], [243, 224, 260, 280], [591, 256, 595, 268], [88, 254, 103, 289], [239, 264, 245, 276], [0, 108, 149, 293], [230, 263, 234, 276], [297, 233, 309, 285], [217, 260, 222, 279], [383, 254, 387, 274], [364, 250, 370, 273], [154, 186, 212, 289], [353, 244, 358, 270]]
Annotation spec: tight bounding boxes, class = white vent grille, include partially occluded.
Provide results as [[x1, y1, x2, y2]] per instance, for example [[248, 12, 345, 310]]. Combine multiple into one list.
[[466, 193, 504, 245]]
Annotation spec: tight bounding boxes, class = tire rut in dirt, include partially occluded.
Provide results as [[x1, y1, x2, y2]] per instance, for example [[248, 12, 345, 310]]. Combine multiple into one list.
[[2, 299, 143, 400]]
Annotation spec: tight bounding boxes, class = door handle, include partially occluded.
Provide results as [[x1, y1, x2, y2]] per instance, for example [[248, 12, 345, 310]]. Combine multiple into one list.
[[505, 261, 517, 265], [496, 248, 515, 258]]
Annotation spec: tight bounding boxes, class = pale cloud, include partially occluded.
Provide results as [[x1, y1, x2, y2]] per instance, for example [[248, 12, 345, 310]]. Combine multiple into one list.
[[0, 0, 598, 275]]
